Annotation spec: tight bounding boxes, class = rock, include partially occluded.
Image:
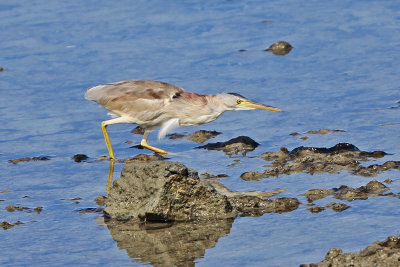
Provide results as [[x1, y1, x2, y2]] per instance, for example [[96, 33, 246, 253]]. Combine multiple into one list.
[[187, 130, 221, 143], [307, 202, 350, 213], [304, 180, 391, 203], [196, 136, 259, 156], [72, 154, 88, 162], [105, 161, 237, 221], [105, 160, 299, 221], [258, 143, 396, 177], [264, 41, 293, 55], [334, 180, 389, 201], [1, 221, 23, 230], [301, 235, 400, 267], [305, 189, 335, 202], [240, 171, 267, 181], [8, 156, 50, 164], [325, 202, 350, 212], [95, 195, 107, 206], [169, 130, 221, 143]]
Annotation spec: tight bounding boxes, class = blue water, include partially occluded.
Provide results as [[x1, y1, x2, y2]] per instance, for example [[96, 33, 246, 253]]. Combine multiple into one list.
[[1, 0, 400, 266]]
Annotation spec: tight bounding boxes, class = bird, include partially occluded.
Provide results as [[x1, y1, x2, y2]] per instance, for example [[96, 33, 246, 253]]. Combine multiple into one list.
[[85, 79, 282, 159]]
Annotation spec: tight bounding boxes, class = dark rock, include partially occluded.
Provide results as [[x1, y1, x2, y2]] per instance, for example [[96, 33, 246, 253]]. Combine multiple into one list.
[[196, 136, 259, 156], [72, 154, 88, 162]]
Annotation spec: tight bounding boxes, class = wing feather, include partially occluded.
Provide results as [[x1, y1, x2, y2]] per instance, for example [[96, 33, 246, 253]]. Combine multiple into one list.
[[85, 80, 186, 126]]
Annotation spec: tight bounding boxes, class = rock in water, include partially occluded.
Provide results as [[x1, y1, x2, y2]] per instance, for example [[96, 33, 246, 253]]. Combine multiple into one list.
[[104, 161, 237, 221]]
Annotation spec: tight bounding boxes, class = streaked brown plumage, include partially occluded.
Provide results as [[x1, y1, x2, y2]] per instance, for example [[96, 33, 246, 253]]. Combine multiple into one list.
[[85, 79, 282, 159]]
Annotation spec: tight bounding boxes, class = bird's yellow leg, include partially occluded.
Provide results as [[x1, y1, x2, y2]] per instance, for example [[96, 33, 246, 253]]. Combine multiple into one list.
[[140, 131, 169, 155], [106, 159, 115, 195], [101, 121, 115, 160]]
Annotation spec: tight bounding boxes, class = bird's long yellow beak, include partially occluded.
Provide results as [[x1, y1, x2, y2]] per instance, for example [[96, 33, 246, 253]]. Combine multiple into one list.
[[240, 100, 283, 112]]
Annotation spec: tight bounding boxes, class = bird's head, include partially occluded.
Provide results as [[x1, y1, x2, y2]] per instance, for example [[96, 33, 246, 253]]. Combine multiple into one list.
[[218, 93, 283, 112]]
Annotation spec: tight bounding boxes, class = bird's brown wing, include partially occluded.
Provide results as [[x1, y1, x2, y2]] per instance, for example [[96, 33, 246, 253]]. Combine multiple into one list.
[[85, 80, 186, 126]]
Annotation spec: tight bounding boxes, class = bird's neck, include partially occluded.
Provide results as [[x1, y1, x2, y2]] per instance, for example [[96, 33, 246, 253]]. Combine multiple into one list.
[[207, 94, 232, 112]]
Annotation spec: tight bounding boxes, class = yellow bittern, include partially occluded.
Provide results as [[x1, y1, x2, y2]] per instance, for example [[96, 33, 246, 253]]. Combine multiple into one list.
[[85, 80, 282, 159]]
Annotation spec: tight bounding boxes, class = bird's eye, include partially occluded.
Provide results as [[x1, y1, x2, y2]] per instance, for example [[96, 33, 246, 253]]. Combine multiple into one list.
[[237, 99, 243, 104]]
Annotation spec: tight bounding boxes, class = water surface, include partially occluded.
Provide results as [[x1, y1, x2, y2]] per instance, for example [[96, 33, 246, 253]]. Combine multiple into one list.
[[1, 1, 400, 266]]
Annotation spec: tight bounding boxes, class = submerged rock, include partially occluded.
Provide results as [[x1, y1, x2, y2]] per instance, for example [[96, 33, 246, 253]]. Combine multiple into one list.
[[105, 160, 299, 221], [302, 235, 400, 267]]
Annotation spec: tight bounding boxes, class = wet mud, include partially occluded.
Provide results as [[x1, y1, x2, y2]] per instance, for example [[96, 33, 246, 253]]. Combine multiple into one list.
[[196, 136, 259, 156], [104, 160, 298, 222], [240, 143, 398, 180], [302, 235, 400, 267]]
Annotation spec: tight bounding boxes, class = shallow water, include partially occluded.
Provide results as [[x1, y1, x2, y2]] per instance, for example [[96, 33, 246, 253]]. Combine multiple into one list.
[[1, 0, 400, 266]]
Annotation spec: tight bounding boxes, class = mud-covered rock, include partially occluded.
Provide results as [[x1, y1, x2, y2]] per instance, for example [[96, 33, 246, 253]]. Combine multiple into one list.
[[259, 143, 398, 177], [305, 189, 336, 202], [230, 196, 300, 217], [301, 235, 400, 267], [105, 161, 237, 221], [240, 171, 267, 181], [105, 161, 299, 221], [196, 136, 259, 156], [169, 130, 221, 143], [304, 180, 391, 202], [265, 41, 293, 55], [121, 153, 163, 163], [308, 202, 350, 213]]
